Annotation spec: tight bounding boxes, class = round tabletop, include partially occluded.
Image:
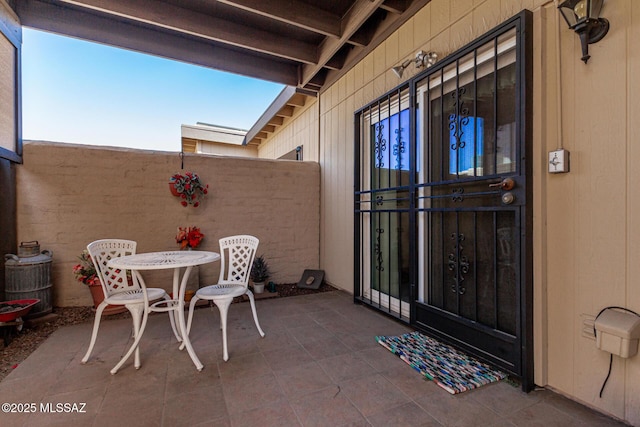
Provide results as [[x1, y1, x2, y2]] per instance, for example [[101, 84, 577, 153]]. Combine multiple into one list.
[[108, 250, 220, 270]]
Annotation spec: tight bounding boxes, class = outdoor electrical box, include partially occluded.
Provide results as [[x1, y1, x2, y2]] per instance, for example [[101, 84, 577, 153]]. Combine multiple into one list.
[[548, 149, 570, 173], [594, 309, 640, 358]]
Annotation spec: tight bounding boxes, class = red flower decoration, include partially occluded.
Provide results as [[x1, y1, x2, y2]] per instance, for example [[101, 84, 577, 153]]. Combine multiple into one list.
[[176, 226, 204, 249], [169, 172, 209, 208], [72, 250, 101, 286]]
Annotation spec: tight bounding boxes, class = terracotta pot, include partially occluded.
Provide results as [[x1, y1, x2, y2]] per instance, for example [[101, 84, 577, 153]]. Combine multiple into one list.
[[169, 181, 180, 197], [184, 290, 195, 303], [87, 284, 127, 315]]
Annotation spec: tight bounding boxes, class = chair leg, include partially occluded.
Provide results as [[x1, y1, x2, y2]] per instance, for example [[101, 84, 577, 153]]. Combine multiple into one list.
[[245, 290, 265, 338], [81, 301, 108, 363], [212, 298, 233, 362], [110, 303, 148, 375]]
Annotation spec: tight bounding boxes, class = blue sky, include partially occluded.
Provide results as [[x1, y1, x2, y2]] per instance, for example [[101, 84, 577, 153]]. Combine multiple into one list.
[[21, 28, 285, 152]]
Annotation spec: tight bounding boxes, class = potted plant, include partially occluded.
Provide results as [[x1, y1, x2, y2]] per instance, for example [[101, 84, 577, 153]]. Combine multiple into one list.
[[175, 226, 204, 297], [175, 226, 204, 250], [72, 250, 126, 315], [250, 255, 270, 294], [169, 172, 209, 207]]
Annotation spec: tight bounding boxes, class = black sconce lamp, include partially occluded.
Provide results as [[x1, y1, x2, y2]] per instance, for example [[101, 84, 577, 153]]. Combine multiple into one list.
[[558, 0, 609, 63]]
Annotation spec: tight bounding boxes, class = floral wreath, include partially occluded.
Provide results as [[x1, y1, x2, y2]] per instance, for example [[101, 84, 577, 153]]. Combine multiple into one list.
[[169, 172, 208, 207]]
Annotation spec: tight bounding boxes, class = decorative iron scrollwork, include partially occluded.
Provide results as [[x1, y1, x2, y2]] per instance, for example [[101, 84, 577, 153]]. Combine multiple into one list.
[[374, 227, 385, 272], [375, 195, 384, 206], [392, 127, 405, 170], [374, 123, 386, 168], [452, 187, 464, 202], [448, 87, 470, 151], [448, 232, 469, 294]]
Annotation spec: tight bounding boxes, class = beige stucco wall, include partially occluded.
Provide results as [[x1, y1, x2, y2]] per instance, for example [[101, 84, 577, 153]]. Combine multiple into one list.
[[16, 141, 320, 309], [258, 0, 639, 424]]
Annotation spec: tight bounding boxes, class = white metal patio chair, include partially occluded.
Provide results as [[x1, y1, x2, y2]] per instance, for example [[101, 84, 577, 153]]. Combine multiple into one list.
[[81, 239, 179, 374], [183, 235, 265, 361]]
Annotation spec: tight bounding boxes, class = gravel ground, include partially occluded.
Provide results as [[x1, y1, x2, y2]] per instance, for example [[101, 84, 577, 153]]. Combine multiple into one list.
[[0, 306, 100, 383], [0, 283, 334, 383]]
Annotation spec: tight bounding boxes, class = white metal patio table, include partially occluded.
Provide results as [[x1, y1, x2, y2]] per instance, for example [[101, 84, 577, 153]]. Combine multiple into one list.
[[108, 250, 220, 371]]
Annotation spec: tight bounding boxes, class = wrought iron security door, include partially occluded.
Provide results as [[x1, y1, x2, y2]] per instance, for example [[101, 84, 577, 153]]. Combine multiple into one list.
[[414, 19, 532, 384], [355, 12, 532, 388]]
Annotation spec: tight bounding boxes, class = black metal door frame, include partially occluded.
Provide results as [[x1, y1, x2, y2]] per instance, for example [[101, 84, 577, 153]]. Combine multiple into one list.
[[355, 10, 533, 391]]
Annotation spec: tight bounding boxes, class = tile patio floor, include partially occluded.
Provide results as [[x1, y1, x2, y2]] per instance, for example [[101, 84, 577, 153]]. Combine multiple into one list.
[[0, 290, 627, 426]]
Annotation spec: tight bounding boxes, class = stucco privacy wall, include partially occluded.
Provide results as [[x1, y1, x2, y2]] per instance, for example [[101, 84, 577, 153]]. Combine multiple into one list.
[[16, 141, 320, 308], [257, 0, 640, 424]]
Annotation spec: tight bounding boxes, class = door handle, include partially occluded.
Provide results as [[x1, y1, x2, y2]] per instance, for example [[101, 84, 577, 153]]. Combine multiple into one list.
[[488, 177, 515, 190]]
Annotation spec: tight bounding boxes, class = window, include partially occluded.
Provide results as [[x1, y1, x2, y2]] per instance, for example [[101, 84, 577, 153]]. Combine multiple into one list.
[[373, 109, 410, 171], [279, 145, 303, 160]]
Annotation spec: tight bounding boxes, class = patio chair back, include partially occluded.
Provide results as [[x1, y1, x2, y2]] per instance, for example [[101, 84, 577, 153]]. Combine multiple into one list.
[[217, 235, 259, 288], [87, 239, 139, 297]]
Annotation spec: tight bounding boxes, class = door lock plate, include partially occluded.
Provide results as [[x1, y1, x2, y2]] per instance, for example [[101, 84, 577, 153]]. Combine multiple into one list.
[[502, 192, 515, 204]]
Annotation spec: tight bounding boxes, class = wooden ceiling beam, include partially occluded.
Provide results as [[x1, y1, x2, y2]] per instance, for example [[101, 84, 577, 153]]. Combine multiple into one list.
[[300, 0, 384, 87], [322, 0, 432, 91], [269, 116, 284, 126], [324, 56, 343, 71], [381, 0, 408, 14], [276, 106, 295, 117], [17, 0, 299, 86], [306, 72, 326, 89], [20, 0, 432, 94], [347, 37, 366, 47], [325, 48, 351, 71], [287, 94, 307, 107], [349, 19, 378, 47], [304, 82, 323, 91], [217, 0, 341, 38], [57, 0, 318, 64]]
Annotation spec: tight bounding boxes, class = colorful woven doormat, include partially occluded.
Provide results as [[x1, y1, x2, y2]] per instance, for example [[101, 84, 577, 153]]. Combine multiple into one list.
[[375, 331, 507, 394]]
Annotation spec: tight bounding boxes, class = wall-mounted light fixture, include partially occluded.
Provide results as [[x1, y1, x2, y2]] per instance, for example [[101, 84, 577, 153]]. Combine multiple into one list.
[[391, 59, 412, 78], [415, 50, 438, 69], [392, 50, 438, 78], [558, 0, 609, 63]]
